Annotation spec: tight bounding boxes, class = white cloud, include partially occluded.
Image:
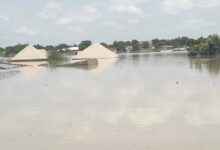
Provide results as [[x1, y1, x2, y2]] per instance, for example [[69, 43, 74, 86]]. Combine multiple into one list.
[[38, 2, 63, 18], [104, 22, 124, 29], [15, 26, 38, 36], [197, 0, 220, 8], [38, 2, 100, 26], [68, 26, 83, 33], [83, 6, 98, 14], [115, 0, 146, 5], [56, 14, 97, 25], [110, 0, 146, 15], [160, 0, 194, 14], [77, 15, 96, 23], [111, 4, 142, 15], [160, 0, 220, 15], [127, 18, 139, 24], [0, 14, 10, 22], [57, 16, 73, 25], [178, 18, 215, 30]]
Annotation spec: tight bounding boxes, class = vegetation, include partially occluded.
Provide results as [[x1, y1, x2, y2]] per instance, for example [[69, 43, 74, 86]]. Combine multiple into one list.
[[110, 40, 150, 53], [0, 47, 4, 52], [100, 42, 109, 48], [152, 37, 193, 49], [0, 47, 4, 56], [56, 44, 69, 50], [0, 40, 150, 56], [0, 44, 76, 57], [152, 35, 220, 56], [111, 41, 127, 53], [189, 35, 220, 56], [47, 49, 65, 61], [79, 40, 92, 51], [0, 34, 219, 57], [131, 40, 140, 51], [190, 55, 220, 75], [4, 44, 27, 56], [141, 41, 150, 49], [34, 44, 46, 50]]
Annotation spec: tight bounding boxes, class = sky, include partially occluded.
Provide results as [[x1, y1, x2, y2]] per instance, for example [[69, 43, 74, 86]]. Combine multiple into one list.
[[0, 0, 219, 46]]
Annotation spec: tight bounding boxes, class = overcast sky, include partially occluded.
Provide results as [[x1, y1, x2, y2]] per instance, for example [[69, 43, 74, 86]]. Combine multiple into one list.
[[0, 0, 219, 46]]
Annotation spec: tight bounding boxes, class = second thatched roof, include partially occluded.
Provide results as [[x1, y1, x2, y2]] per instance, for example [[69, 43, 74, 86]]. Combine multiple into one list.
[[73, 43, 118, 59]]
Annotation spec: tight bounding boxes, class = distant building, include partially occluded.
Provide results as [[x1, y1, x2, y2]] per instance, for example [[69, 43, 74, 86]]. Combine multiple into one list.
[[68, 46, 79, 51], [148, 40, 155, 49], [140, 40, 154, 50], [125, 46, 133, 53], [62, 46, 79, 51], [61, 46, 79, 55], [161, 45, 174, 50]]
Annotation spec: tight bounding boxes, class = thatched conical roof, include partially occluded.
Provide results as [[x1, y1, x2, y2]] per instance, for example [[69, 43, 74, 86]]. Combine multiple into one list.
[[11, 45, 47, 62], [73, 43, 118, 59]]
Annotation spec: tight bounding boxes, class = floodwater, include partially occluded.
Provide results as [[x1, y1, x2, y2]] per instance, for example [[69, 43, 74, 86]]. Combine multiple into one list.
[[1, 52, 220, 150]]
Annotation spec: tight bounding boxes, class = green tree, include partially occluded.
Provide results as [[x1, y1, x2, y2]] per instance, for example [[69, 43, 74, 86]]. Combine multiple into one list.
[[101, 42, 109, 48], [5, 44, 27, 56], [34, 44, 45, 49], [0, 47, 5, 56], [56, 44, 69, 50], [142, 41, 150, 49], [45, 45, 56, 51], [152, 37, 194, 49], [189, 35, 220, 56], [79, 40, 92, 50], [112, 41, 126, 53], [131, 40, 140, 51], [47, 49, 64, 61], [0, 47, 4, 53]]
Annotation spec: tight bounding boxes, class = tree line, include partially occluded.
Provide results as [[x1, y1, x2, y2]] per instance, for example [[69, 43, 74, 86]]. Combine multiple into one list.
[[152, 35, 220, 55], [106, 40, 150, 53], [0, 41, 92, 57], [0, 40, 149, 56], [188, 35, 220, 56], [1, 34, 220, 57]]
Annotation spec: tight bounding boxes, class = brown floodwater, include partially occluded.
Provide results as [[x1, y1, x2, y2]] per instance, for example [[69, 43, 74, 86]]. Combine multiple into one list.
[[1, 52, 220, 150]]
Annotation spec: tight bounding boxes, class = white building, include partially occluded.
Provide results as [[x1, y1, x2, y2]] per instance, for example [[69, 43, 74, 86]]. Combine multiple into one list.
[[68, 47, 79, 51]]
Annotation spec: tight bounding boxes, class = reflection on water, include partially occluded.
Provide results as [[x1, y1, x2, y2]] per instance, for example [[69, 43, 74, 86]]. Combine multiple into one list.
[[49, 59, 117, 74], [8, 59, 117, 78], [131, 54, 141, 65], [89, 59, 117, 74], [71, 62, 98, 71], [0, 70, 20, 80], [190, 55, 220, 75], [1, 53, 220, 150], [11, 61, 47, 77]]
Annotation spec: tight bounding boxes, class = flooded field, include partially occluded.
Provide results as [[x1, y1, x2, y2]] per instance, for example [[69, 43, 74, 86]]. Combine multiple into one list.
[[1, 52, 220, 150]]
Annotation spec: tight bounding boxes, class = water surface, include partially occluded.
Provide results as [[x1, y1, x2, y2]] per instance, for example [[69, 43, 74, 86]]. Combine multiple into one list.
[[1, 53, 220, 150]]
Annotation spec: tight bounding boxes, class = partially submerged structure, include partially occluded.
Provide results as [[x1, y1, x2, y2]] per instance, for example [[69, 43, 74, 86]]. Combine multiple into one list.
[[73, 43, 118, 59], [12, 61, 46, 77], [11, 45, 47, 62]]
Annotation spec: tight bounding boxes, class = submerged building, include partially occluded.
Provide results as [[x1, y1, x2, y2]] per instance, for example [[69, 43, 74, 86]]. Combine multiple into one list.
[[73, 43, 118, 59], [11, 45, 47, 62]]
